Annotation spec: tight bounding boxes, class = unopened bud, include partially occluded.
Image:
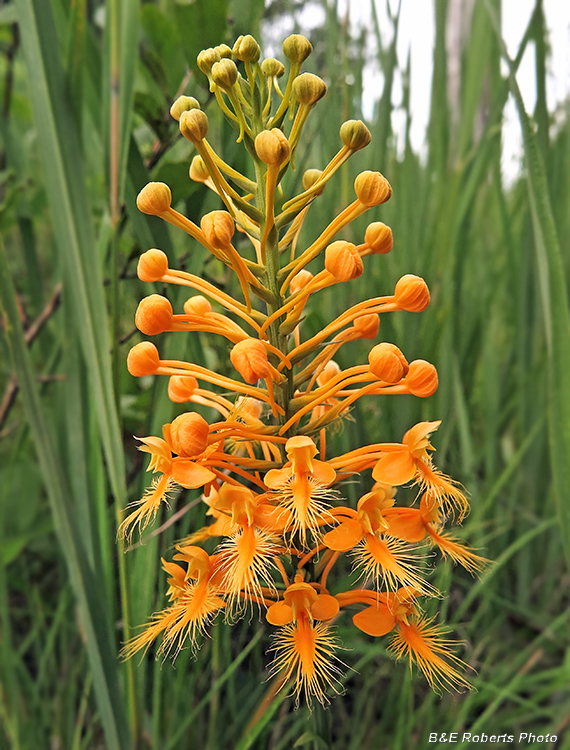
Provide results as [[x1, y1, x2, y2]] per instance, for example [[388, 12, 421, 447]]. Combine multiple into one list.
[[292, 73, 327, 105], [232, 34, 261, 63], [137, 182, 171, 215], [364, 222, 393, 254], [135, 295, 173, 335], [201, 211, 235, 249], [179, 109, 209, 144], [197, 48, 220, 76], [170, 96, 200, 122], [168, 375, 199, 403], [289, 269, 314, 295], [211, 58, 238, 91], [261, 57, 285, 78], [316, 360, 341, 386], [184, 296, 212, 316], [302, 168, 324, 193], [127, 342, 160, 377], [394, 274, 430, 312], [325, 241, 363, 281], [340, 119, 371, 150], [283, 34, 313, 63], [215, 44, 233, 59], [189, 155, 210, 183], [353, 314, 380, 339], [169, 412, 210, 457], [137, 248, 169, 282], [230, 339, 270, 384], [255, 128, 290, 166], [405, 360, 438, 397], [368, 343, 409, 383], [354, 171, 392, 207]]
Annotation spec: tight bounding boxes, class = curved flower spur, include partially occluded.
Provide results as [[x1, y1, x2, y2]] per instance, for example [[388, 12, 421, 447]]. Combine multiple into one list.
[[122, 33, 488, 706]]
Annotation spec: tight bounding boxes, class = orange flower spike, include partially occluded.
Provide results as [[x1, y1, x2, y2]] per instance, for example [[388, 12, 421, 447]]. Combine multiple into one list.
[[266, 577, 342, 706], [264, 436, 336, 547]]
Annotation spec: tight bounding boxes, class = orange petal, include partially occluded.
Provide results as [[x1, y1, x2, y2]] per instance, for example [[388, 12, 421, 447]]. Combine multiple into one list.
[[312, 459, 336, 486], [353, 604, 397, 637], [266, 601, 294, 626], [254, 502, 291, 532], [171, 459, 216, 488], [322, 519, 363, 551], [383, 508, 426, 542], [311, 594, 340, 621], [372, 451, 416, 486], [264, 467, 291, 489]]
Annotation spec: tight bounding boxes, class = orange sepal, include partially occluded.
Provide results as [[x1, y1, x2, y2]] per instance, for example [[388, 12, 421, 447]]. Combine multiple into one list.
[[372, 451, 416, 486], [254, 502, 291, 532], [383, 508, 426, 542], [352, 605, 397, 637], [311, 594, 340, 621], [264, 467, 291, 489], [266, 600, 294, 626], [171, 459, 216, 488], [311, 459, 336, 486], [322, 519, 363, 551]]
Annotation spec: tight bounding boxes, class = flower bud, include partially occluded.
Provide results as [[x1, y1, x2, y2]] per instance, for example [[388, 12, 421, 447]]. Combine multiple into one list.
[[189, 155, 210, 183], [394, 274, 430, 312], [179, 109, 209, 144], [211, 58, 238, 91], [353, 313, 380, 339], [127, 342, 160, 377], [201, 211, 235, 249], [168, 375, 199, 403], [169, 412, 210, 457], [283, 34, 313, 63], [230, 339, 270, 384], [261, 57, 285, 78], [136, 182, 171, 215], [254, 128, 290, 166], [325, 241, 363, 281], [405, 360, 438, 397], [292, 73, 327, 105], [354, 171, 392, 207], [232, 34, 261, 63], [135, 295, 173, 335], [340, 119, 371, 150], [215, 44, 233, 59], [302, 168, 324, 193], [183, 295, 212, 316], [137, 248, 169, 282], [316, 360, 341, 386], [364, 222, 393, 254], [197, 48, 220, 76], [289, 269, 313, 295], [170, 96, 200, 122], [368, 343, 409, 383]]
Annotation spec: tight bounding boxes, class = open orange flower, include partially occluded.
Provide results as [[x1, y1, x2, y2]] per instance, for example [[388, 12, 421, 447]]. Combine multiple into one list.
[[264, 436, 336, 547], [372, 421, 469, 520], [266, 576, 342, 706]]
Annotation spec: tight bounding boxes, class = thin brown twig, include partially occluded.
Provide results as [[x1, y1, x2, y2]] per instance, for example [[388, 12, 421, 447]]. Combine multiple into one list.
[[0, 282, 62, 431]]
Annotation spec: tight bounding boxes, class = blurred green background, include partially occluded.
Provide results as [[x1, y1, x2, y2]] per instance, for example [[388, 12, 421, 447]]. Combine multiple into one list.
[[1, 0, 569, 748]]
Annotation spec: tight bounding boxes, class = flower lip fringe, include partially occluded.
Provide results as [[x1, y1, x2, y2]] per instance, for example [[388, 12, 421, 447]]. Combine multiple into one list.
[[121, 32, 488, 707]]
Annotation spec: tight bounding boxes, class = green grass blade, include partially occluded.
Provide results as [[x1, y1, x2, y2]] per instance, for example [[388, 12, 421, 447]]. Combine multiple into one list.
[[0, 241, 130, 750], [485, 0, 570, 570]]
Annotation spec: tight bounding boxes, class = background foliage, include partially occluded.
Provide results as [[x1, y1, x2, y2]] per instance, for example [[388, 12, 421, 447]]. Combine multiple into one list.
[[1, 0, 569, 748]]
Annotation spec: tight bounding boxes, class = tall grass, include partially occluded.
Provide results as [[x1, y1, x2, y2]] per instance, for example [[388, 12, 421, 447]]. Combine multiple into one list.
[[1, 0, 568, 748]]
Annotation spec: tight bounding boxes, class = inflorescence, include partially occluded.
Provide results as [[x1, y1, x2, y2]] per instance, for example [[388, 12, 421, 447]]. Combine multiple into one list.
[[122, 33, 487, 706]]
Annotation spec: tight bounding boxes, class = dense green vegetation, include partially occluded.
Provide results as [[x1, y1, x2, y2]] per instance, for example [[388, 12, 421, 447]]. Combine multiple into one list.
[[1, 0, 569, 748]]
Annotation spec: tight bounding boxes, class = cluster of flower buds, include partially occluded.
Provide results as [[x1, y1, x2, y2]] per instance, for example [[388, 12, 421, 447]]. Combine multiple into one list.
[[123, 33, 486, 705]]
